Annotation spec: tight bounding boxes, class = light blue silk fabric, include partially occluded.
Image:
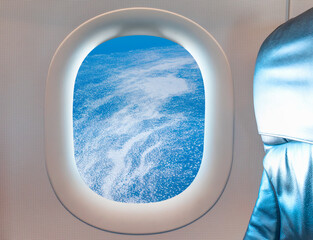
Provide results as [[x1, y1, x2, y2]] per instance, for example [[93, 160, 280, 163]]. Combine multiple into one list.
[[254, 8, 313, 144], [244, 142, 313, 239], [245, 7, 313, 240]]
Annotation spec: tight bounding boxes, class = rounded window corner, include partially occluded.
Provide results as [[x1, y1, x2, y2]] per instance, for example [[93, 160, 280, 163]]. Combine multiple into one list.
[[45, 7, 233, 234]]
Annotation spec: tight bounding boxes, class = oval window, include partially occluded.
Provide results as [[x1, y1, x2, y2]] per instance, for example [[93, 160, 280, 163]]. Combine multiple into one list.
[[45, 8, 233, 234], [73, 35, 205, 203]]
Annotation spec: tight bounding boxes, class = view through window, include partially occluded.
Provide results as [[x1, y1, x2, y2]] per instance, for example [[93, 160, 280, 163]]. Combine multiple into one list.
[[73, 35, 205, 203]]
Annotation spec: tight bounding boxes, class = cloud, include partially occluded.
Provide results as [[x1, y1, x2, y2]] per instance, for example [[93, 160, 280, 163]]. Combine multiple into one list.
[[73, 43, 204, 203]]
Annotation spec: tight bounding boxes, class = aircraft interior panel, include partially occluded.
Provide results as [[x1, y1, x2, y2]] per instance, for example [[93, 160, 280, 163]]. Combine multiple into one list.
[[1, 0, 311, 239], [290, 0, 313, 17]]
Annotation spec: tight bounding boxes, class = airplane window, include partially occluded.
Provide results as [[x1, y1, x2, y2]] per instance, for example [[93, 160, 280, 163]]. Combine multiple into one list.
[[45, 8, 233, 233], [73, 35, 205, 203]]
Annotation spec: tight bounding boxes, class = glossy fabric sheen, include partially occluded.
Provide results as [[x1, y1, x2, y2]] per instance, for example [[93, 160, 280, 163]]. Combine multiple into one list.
[[254, 8, 313, 145], [245, 142, 313, 239], [245, 8, 313, 239]]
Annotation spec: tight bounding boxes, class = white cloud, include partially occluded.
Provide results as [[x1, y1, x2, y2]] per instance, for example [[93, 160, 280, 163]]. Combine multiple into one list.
[[73, 44, 204, 203]]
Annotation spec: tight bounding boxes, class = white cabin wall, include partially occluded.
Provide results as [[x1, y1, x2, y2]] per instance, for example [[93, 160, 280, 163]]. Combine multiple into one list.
[[0, 1, 290, 239], [290, 0, 313, 17]]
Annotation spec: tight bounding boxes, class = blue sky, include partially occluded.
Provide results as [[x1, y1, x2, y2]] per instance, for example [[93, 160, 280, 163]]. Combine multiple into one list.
[[88, 35, 178, 56]]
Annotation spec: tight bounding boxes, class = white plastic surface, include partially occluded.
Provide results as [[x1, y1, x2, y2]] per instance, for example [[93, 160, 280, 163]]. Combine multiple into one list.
[[45, 7, 233, 234]]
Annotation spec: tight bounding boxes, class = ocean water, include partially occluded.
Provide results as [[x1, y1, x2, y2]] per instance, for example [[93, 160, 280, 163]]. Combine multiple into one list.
[[73, 36, 205, 203]]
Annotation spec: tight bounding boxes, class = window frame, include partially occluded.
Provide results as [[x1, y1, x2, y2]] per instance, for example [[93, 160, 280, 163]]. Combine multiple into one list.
[[45, 7, 233, 234]]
